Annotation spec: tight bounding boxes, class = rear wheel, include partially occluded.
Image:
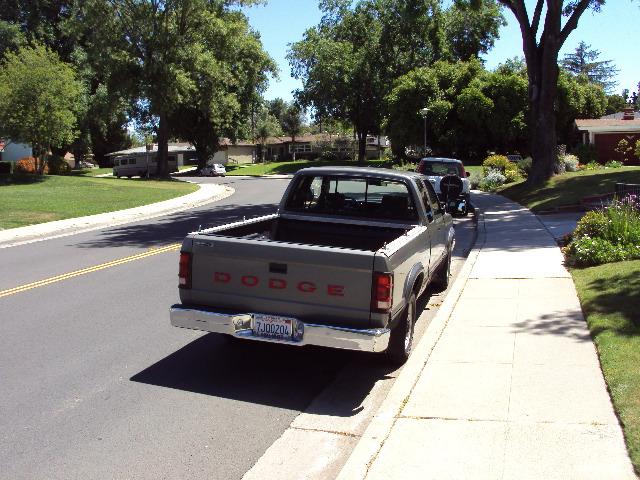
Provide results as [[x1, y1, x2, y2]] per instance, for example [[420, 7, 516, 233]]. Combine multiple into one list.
[[386, 293, 416, 365]]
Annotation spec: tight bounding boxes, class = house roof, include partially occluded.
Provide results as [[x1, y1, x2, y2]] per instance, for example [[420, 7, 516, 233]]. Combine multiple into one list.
[[105, 143, 196, 157], [601, 110, 640, 120], [575, 118, 640, 132]]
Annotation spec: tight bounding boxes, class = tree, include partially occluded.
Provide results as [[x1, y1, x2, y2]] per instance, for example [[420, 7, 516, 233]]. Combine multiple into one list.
[[167, 7, 276, 170], [100, 0, 270, 177], [444, 0, 506, 61], [280, 103, 305, 160], [561, 41, 618, 93], [255, 110, 281, 162], [385, 59, 529, 161], [605, 94, 628, 115], [290, 2, 385, 163], [556, 69, 607, 144], [496, 0, 606, 184], [0, 20, 25, 57], [0, 45, 85, 174]]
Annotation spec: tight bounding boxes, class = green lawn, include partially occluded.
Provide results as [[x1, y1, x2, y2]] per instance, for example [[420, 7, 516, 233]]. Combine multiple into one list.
[[226, 159, 388, 176], [71, 167, 113, 177], [497, 167, 640, 212], [0, 174, 198, 229], [571, 260, 640, 474]]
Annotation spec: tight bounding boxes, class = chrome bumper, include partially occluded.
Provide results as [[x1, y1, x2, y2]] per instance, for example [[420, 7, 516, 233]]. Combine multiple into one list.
[[170, 304, 390, 353]]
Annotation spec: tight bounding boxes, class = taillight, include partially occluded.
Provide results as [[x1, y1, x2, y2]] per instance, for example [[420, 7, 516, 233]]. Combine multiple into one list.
[[179, 252, 192, 289], [372, 272, 393, 313]]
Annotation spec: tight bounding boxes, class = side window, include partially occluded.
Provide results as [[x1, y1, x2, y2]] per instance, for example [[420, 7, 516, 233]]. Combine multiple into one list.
[[422, 180, 442, 216], [416, 180, 433, 220]]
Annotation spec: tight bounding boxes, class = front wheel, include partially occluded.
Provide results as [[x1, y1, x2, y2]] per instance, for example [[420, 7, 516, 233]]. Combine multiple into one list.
[[432, 247, 451, 292], [386, 293, 416, 365]]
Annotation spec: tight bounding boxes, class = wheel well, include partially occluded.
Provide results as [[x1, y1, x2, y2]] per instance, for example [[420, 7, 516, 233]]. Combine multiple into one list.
[[413, 274, 424, 295]]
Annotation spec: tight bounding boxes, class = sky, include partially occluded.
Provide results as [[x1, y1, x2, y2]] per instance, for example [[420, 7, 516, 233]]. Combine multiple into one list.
[[244, 0, 640, 102]]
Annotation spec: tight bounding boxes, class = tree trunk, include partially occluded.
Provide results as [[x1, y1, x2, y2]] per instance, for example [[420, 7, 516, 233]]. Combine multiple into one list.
[[357, 130, 366, 164], [157, 113, 170, 178], [526, 46, 560, 186]]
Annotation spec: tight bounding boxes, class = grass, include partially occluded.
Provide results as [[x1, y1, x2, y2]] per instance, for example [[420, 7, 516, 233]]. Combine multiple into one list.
[[225, 159, 388, 176], [497, 167, 640, 212], [571, 260, 640, 474], [0, 174, 198, 229], [70, 167, 113, 177]]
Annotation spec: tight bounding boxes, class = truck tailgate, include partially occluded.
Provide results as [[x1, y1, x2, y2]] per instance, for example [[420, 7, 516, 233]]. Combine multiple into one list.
[[184, 236, 377, 328]]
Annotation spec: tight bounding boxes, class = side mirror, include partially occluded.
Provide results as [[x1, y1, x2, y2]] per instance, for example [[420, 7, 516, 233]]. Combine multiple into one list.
[[466, 171, 471, 177]]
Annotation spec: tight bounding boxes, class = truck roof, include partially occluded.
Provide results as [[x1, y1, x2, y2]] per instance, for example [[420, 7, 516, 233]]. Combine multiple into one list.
[[296, 166, 423, 181]]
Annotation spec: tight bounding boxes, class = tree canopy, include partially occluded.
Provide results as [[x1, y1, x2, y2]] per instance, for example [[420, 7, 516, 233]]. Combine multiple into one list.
[[289, 0, 504, 163], [561, 41, 619, 93], [0, 44, 85, 174]]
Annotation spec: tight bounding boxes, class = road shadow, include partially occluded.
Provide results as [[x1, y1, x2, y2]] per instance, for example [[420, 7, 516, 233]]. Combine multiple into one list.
[[77, 202, 279, 249], [130, 333, 392, 414]]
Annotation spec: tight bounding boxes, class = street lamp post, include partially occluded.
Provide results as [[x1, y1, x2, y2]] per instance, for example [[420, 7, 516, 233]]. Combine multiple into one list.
[[419, 107, 429, 156]]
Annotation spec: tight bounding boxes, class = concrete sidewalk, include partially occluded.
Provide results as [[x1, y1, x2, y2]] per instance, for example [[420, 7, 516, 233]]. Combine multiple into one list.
[[337, 192, 636, 480], [0, 182, 233, 248]]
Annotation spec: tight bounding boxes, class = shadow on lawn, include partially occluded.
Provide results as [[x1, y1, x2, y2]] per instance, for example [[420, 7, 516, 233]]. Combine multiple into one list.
[[500, 169, 640, 211], [580, 268, 640, 336], [0, 173, 49, 185]]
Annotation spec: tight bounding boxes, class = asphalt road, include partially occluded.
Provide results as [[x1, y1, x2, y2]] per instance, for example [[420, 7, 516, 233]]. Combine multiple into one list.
[[0, 176, 476, 480]]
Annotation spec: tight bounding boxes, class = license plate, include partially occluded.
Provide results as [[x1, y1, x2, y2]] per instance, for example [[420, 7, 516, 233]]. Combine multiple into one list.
[[253, 314, 294, 340]]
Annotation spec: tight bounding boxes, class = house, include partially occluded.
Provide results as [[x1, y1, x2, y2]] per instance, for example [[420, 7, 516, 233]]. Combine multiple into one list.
[[106, 140, 256, 167], [575, 107, 640, 164], [211, 139, 256, 165], [105, 143, 198, 167], [261, 134, 389, 161], [0, 139, 33, 163]]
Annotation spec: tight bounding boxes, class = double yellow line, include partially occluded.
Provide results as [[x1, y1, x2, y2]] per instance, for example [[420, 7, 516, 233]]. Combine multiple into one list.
[[0, 243, 181, 299]]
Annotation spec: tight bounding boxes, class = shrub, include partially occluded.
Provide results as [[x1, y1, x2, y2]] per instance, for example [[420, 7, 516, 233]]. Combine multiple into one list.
[[482, 154, 520, 182], [517, 157, 532, 176], [635, 139, 640, 161], [583, 161, 603, 170], [605, 160, 623, 169], [563, 154, 579, 172], [482, 154, 510, 175], [573, 211, 608, 239], [573, 143, 598, 164], [564, 237, 630, 266], [14, 156, 48, 174], [565, 202, 640, 266], [47, 154, 71, 175], [479, 168, 506, 191]]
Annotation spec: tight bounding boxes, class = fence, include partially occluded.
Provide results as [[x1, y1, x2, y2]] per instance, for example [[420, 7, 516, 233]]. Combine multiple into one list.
[[615, 183, 640, 199]]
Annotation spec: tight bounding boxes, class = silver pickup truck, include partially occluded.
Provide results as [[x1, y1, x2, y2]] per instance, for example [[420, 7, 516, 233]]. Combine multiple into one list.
[[170, 167, 455, 364]]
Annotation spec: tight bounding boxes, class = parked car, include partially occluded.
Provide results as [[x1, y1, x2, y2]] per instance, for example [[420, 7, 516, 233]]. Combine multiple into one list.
[[77, 161, 96, 169], [507, 154, 523, 163], [415, 157, 470, 215], [170, 167, 455, 365], [200, 162, 226, 177]]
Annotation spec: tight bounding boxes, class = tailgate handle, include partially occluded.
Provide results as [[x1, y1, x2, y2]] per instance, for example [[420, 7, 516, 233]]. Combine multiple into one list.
[[269, 263, 287, 274]]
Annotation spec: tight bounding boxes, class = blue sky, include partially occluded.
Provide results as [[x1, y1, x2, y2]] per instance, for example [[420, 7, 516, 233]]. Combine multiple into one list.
[[244, 0, 639, 101]]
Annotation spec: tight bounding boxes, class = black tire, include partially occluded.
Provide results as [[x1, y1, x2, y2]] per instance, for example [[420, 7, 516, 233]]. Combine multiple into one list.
[[432, 247, 452, 292], [386, 293, 416, 365]]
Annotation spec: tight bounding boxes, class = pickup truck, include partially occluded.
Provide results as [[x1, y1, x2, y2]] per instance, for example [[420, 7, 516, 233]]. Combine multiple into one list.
[[170, 167, 455, 364]]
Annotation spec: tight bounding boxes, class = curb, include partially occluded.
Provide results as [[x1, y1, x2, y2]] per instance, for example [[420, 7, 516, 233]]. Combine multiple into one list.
[[0, 183, 234, 249], [336, 211, 486, 480]]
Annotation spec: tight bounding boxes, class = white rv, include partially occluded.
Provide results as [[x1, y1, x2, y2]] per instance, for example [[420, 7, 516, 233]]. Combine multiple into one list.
[[113, 153, 178, 178]]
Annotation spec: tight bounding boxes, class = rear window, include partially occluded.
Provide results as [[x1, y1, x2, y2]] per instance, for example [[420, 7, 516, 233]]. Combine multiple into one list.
[[417, 161, 463, 177], [285, 175, 418, 221]]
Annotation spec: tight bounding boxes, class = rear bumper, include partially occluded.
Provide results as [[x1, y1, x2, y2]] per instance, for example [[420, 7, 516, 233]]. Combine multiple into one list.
[[170, 304, 390, 353]]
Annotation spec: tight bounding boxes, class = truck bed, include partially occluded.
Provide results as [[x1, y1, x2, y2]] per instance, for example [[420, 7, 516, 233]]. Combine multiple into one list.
[[203, 216, 409, 251]]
